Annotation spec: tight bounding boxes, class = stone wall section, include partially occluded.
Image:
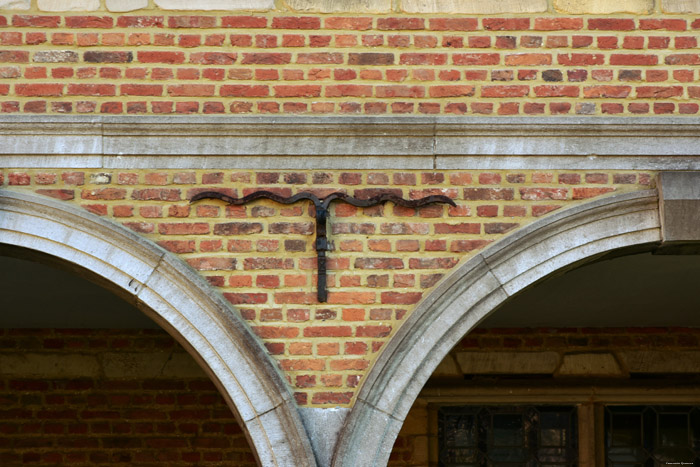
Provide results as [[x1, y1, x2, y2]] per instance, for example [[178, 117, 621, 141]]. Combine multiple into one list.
[[0, 169, 652, 406], [0, 328, 256, 465], [3, 0, 700, 13], [0, 8, 699, 115]]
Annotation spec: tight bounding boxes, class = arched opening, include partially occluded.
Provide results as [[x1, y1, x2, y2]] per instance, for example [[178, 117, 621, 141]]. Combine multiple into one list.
[[0, 190, 315, 467], [389, 248, 700, 465], [334, 189, 663, 466], [0, 248, 256, 465]]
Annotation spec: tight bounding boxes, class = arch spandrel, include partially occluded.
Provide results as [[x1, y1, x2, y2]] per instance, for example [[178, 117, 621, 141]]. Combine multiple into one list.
[[333, 189, 661, 467], [0, 189, 316, 467]]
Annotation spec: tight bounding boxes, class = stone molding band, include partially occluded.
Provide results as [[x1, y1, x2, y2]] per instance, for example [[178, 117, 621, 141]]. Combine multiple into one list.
[[0, 189, 316, 467], [2, 116, 700, 170]]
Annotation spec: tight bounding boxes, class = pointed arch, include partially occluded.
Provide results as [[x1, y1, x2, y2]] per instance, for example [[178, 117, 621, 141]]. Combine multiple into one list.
[[0, 190, 316, 467], [333, 189, 661, 466]]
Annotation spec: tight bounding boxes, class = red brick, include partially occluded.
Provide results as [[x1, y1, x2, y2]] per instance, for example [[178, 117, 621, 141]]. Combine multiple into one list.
[[13, 15, 60, 27], [272, 17, 320, 29], [505, 53, 551, 66], [312, 392, 352, 404], [348, 52, 394, 65], [483, 18, 530, 30], [429, 18, 477, 31], [481, 85, 529, 98], [636, 86, 683, 98], [67, 84, 115, 96], [381, 292, 422, 304], [450, 239, 491, 252], [220, 85, 269, 97], [429, 85, 474, 97], [36, 188, 75, 200], [583, 85, 631, 98], [610, 54, 658, 66], [534, 17, 583, 30], [221, 15, 266, 28], [377, 18, 424, 30], [158, 223, 209, 235], [189, 52, 236, 65], [241, 53, 291, 65], [534, 85, 579, 97], [66, 16, 113, 28], [558, 53, 605, 66], [117, 15, 164, 28], [376, 85, 425, 98], [15, 83, 63, 97], [325, 84, 372, 98], [168, 16, 216, 28], [399, 53, 447, 65], [168, 84, 215, 97], [325, 17, 372, 30], [588, 18, 635, 31], [121, 84, 162, 96], [666, 54, 700, 65], [137, 51, 184, 64], [640, 19, 686, 31], [573, 187, 615, 199], [453, 53, 500, 65]]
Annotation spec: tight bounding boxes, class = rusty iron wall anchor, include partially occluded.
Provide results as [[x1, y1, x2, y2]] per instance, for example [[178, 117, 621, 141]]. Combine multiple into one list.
[[191, 190, 456, 303]]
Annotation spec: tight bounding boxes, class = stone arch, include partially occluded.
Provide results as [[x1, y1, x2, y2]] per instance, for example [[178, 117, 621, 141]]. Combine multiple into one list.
[[0, 189, 315, 467], [333, 189, 661, 467]]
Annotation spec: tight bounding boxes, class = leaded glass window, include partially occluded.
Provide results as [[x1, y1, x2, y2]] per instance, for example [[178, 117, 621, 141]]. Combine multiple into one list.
[[438, 405, 578, 467], [605, 405, 700, 466]]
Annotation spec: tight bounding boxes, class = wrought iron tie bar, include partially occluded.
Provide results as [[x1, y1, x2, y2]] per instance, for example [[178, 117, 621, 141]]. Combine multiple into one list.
[[191, 190, 456, 303]]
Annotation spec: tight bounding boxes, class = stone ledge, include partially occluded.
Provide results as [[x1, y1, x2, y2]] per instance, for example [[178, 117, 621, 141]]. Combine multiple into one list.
[[401, 0, 547, 13], [662, 0, 700, 12], [554, 0, 653, 13]]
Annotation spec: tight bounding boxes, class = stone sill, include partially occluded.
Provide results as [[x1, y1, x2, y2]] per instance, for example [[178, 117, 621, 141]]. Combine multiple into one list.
[[6, 0, 699, 14]]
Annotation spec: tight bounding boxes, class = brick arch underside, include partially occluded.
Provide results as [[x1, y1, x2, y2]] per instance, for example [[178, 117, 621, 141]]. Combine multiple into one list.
[[334, 189, 661, 467], [0, 189, 316, 467]]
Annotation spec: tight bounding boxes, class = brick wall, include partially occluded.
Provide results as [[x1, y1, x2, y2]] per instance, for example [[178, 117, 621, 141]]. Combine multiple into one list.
[[0, 328, 256, 465], [0, 169, 653, 406], [0, 8, 699, 115]]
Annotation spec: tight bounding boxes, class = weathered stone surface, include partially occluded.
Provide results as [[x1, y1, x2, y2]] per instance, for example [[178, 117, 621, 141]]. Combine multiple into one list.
[[0, 0, 30, 9], [106, 0, 148, 11], [621, 351, 700, 373], [0, 353, 99, 377], [554, 0, 652, 13], [402, 0, 546, 13], [456, 351, 560, 374], [154, 0, 274, 10], [663, 0, 700, 12], [659, 172, 700, 243], [287, 0, 391, 12], [556, 353, 623, 376], [37, 0, 99, 11]]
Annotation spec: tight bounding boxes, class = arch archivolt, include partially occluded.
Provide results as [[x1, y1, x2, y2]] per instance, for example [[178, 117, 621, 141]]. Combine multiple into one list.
[[0, 189, 316, 467], [333, 189, 661, 467]]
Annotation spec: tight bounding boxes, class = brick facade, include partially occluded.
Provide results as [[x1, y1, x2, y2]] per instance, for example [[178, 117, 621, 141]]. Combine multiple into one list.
[[0, 329, 255, 465], [0, 10, 699, 115], [0, 168, 653, 406]]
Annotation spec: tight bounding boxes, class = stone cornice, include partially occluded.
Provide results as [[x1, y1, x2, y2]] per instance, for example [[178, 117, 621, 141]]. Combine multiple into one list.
[[2, 116, 700, 169]]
